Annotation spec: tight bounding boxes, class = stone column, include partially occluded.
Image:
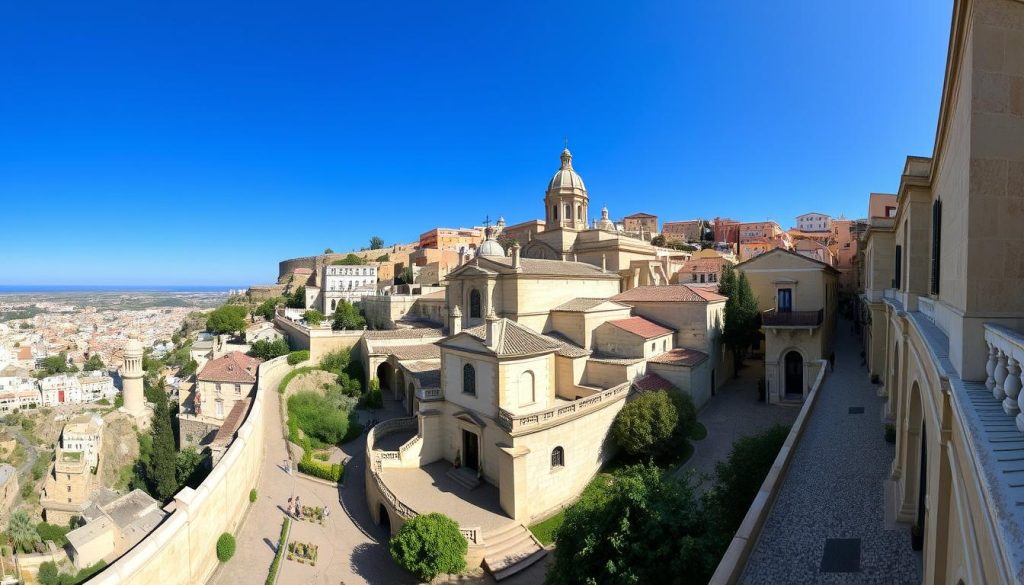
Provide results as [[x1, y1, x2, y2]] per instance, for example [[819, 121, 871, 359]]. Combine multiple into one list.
[[1003, 357, 1021, 416], [993, 349, 1008, 401], [497, 444, 531, 522]]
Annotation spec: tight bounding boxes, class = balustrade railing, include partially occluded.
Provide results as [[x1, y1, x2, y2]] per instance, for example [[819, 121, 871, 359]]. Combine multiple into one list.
[[918, 297, 935, 322], [415, 387, 442, 401], [365, 417, 482, 546], [497, 382, 630, 432], [883, 288, 897, 301], [984, 324, 1024, 432], [761, 308, 823, 327]]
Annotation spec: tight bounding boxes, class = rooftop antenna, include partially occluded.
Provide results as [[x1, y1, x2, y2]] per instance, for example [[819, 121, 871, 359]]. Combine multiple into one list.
[[563, 136, 569, 150]]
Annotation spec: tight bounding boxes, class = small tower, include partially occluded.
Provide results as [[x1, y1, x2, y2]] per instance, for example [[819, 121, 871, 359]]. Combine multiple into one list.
[[122, 337, 152, 427], [544, 148, 589, 231], [449, 304, 463, 336]]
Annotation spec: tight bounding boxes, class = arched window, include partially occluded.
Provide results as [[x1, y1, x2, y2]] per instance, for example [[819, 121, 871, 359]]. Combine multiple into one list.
[[469, 289, 481, 319], [551, 446, 564, 468], [576, 204, 582, 221], [564, 204, 571, 223], [330, 299, 336, 311], [463, 364, 476, 395], [552, 205, 558, 221], [519, 370, 535, 406]]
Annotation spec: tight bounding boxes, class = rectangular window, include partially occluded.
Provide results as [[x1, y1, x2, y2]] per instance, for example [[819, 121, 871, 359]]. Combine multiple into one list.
[[893, 245, 902, 289], [931, 199, 941, 295], [777, 288, 793, 312], [235, 384, 241, 394]]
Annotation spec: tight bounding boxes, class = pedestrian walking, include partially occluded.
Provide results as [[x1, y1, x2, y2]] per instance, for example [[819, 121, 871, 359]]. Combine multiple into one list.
[[287, 497, 293, 516], [287, 457, 293, 475]]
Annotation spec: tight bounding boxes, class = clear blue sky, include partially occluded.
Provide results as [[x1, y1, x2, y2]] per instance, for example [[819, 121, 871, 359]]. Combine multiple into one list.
[[0, 0, 954, 286]]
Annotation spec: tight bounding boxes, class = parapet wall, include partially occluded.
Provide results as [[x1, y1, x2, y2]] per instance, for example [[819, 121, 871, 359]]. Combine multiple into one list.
[[86, 355, 288, 585]]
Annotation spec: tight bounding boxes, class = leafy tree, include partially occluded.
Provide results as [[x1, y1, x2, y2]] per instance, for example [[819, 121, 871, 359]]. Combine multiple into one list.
[[670, 390, 698, 442], [286, 286, 306, 309], [706, 424, 790, 534], [324, 247, 334, 254], [548, 463, 719, 584], [83, 354, 105, 372], [332, 301, 366, 330], [369, 236, 385, 250], [397, 266, 415, 285], [389, 513, 467, 581], [319, 349, 351, 373], [205, 305, 248, 336], [37, 353, 77, 376], [247, 338, 290, 361], [148, 396, 178, 500], [8, 510, 39, 553], [611, 391, 678, 458], [375, 253, 390, 262], [722, 272, 761, 372], [333, 253, 365, 265], [651, 234, 667, 247], [176, 447, 206, 489], [302, 309, 323, 326], [37, 561, 60, 585], [254, 297, 283, 321]]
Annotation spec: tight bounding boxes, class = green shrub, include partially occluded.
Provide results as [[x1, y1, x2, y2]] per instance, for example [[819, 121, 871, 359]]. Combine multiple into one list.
[[361, 379, 384, 409], [249, 488, 258, 503], [389, 513, 467, 581], [706, 424, 790, 532], [319, 349, 351, 373], [302, 309, 324, 326], [37, 561, 60, 585], [75, 561, 107, 582], [35, 521, 70, 546], [286, 350, 309, 365], [297, 457, 343, 482], [611, 391, 678, 458], [313, 452, 329, 461], [668, 391, 697, 441], [216, 532, 236, 562], [248, 338, 290, 361], [287, 391, 350, 446], [266, 518, 290, 585]]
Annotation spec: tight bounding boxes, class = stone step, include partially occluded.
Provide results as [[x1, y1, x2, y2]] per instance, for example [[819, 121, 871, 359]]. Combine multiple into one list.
[[483, 524, 547, 581], [445, 467, 480, 490]]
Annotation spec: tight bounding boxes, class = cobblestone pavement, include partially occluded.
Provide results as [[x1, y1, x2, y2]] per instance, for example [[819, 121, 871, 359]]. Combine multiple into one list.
[[741, 321, 922, 584], [677, 359, 799, 493]]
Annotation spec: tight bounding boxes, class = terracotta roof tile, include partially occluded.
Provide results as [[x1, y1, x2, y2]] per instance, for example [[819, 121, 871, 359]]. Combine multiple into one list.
[[612, 285, 726, 303], [210, 398, 251, 447], [198, 352, 260, 384], [385, 344, 441, 361], [632, 373, 676, 392], [608, 317, 674, 339], [364, 327, 444, 340], [649, 348, 709, 367], [475, 256, 619, 278], [541, 332, 591, 358], [551, 298, 626, 312]]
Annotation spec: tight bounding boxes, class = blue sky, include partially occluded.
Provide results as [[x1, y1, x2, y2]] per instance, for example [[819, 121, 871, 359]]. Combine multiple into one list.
[[0, 0, 954, 286]]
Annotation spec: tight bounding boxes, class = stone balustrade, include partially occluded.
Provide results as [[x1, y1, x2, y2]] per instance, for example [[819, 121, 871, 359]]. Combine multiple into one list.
[[884, 288, 897, 300], [984, 324, 1024, 428], [364, 416, 482, 546], [497, 382, 630, 433], [918, 296, 935, 322], [415, 387, 442, 401]]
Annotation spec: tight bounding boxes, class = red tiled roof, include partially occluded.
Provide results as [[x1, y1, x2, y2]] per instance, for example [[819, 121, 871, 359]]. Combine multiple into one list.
[[608, 317, 673, 339], [210, 398, 251, 447], [612, 285, 726, 303], [17, 347, 31, 360], [632, 373, 676, 393], [198, 352, 260, 383], [681, 258, 728, 272], [649, 348, 709, 367]]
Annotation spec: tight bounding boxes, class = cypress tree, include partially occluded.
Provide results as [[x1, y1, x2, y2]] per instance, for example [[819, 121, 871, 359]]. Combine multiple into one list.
[[718, 264, 736, 299], [148, 396, 179, 500]]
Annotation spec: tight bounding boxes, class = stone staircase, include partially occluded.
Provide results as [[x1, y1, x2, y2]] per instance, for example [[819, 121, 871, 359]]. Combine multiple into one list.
[[445, 466, 480, 490], [482, 523, 547, 581]]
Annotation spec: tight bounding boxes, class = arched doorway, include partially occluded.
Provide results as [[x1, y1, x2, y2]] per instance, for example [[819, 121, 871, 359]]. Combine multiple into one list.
[[378, 504, 391, 532], [784, 351, 804, 398], [376, 362, 393, 396], [396, 370, 406, 402]]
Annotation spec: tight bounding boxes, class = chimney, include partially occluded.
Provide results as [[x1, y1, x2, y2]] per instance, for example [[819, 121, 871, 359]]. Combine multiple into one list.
[[450, 304, 463, 336], [485, 308, 499, 348], [511, 242, 521, 271]]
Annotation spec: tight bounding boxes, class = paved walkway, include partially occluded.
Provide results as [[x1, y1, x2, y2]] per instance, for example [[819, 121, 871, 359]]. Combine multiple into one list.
[[215, 378, 415, 585], [741, 321, 922, 584], [381, 462, 514, 533], [677, 359, 799, 492]]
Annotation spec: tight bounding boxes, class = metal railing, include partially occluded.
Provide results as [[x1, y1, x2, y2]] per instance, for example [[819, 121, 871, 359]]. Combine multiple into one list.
[[761, 308, 823, 327]]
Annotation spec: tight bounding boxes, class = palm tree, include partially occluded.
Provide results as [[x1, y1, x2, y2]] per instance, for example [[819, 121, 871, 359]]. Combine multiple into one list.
[[7, 510, 38, 553]]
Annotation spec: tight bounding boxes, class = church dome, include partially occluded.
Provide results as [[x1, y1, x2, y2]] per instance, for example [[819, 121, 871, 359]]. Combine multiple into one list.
[[547, 149, 587, 194], [477, 226, 506, 257], [125, 337, 144, 356], [595, 206, 615, 231]]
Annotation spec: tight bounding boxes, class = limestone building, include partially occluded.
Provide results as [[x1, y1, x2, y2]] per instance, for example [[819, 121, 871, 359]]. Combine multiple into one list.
[[520, 149, 669, 286], [121, 338, 150, 427], [857, 1, 1024, 580], [366, 242, 729, 575], [795, 212, 832, 233], [178, 351, 259, 448], [42, 415, 106, 524], [737, 248, 837, 402]]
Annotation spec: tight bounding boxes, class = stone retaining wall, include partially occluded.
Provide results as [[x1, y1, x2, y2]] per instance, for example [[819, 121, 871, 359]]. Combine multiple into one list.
[[85, 356, 289, 585], [708, 360, 828, 585]]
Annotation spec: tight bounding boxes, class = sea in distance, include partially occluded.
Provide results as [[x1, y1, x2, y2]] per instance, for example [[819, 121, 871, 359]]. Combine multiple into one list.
[[0, 285, 241, 294]]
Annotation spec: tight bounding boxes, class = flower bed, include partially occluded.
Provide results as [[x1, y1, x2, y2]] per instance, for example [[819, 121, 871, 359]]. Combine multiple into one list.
[[287, 541, 319, 566], [297, 505, 325, 525]]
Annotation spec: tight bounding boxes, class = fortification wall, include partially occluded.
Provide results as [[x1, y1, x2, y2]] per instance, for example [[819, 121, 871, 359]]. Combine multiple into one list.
[[274, 314, 363, 363], [86, 356, 288, 585]]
